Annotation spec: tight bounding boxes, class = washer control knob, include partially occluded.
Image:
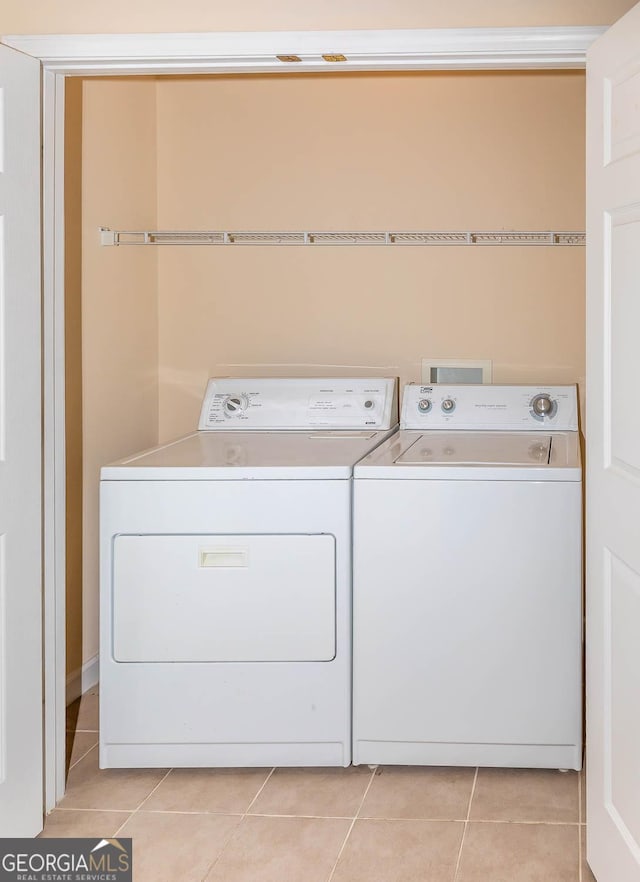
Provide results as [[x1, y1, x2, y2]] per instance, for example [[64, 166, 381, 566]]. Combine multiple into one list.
[[531, 394, 555, 418], [364, 399, 375, 409], [418, 398, 432, 413], [441, 398, 456, 413], [224, 394, 248, 416]]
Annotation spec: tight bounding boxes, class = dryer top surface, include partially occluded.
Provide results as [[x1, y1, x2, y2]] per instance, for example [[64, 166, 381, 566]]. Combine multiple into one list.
[[101, 427, 397, 480]]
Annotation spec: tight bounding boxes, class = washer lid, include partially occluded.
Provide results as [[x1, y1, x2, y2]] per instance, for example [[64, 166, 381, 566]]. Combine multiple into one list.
[[396, 432, 552, 466], [354, 429, 581, 481]]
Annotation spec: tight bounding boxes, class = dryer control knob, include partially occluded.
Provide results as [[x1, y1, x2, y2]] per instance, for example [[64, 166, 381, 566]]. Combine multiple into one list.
[[418, 398, 432, 413], [224, 394, 248, 416], [531, 394, 555, 418], [441, 398, 456, 413]]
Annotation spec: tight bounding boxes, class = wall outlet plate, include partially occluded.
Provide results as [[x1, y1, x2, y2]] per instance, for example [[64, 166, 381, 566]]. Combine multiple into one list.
[[421, 358, 492, 384]]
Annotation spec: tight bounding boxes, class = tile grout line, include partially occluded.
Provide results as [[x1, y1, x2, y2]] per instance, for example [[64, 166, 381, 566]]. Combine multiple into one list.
[[243, 767, 276, 815], [453, 767, 479, 882], [135, 765, 276, 821], [55, 807, 134, 814], [198, 767, 277, 882], [52, 804, 586, 825], [68, 742, 100, 771], [245, 810, 355, 820], [112, 768, 173, 838], [326, 766, 377, 882]]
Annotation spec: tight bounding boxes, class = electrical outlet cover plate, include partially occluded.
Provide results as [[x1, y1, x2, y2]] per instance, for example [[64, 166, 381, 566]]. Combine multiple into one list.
[[421, 358, 492, 384]]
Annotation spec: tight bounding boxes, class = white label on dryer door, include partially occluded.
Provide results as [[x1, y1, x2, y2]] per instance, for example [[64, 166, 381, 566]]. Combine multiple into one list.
[[112, 533, 336, 662]]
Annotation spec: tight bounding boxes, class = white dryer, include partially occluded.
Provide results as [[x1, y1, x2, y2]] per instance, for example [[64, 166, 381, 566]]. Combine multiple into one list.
[[100, 377, 397, 768], [352, 384, 582, 770]]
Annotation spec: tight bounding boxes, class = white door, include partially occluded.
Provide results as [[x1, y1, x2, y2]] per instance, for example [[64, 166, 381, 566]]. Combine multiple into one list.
[[0, 45, 43, 836], [586, 2, 640, 880]]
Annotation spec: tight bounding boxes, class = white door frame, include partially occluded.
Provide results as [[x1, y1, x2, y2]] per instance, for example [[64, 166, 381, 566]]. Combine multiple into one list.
[[1, 24, 602, 812]]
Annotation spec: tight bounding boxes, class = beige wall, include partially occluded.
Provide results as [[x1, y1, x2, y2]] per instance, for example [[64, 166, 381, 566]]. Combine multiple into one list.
[[0, 0, 636, 33], [65, 79, 83, 678], [80, 78, 159, 666], [73, 68, 586, 671], [156, 71, 585, 440]]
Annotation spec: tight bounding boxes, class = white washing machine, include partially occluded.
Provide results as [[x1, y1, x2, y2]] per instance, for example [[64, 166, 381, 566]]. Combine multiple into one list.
[[352, 384, 582, 770], [100, 377, 397, 768]]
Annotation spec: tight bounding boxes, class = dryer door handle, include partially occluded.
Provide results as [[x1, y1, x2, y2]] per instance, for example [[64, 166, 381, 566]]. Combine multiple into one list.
[[199, 548, 249, 568]]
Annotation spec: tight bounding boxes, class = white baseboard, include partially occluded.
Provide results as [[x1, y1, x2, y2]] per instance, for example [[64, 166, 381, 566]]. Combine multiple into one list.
[[66, 654, 99, 706]]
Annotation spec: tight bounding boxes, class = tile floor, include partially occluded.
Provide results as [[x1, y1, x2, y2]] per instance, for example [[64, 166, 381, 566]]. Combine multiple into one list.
[[48, 687, 596, 882]]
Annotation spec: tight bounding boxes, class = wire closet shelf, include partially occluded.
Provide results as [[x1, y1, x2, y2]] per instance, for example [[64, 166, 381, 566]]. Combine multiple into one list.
[[99, 228, 586, 247]]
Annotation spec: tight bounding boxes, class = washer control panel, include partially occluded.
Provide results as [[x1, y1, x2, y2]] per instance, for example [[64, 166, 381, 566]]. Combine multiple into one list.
[[401, 384, 578, 431], [199, 377, 398, 430]]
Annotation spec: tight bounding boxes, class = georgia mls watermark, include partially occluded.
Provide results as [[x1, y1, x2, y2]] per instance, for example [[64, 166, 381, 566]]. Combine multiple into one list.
[[0, 838, 132, 882]]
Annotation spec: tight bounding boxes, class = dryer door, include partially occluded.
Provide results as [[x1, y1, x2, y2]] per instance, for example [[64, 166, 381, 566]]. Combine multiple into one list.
[[112, 533, 336, 662]]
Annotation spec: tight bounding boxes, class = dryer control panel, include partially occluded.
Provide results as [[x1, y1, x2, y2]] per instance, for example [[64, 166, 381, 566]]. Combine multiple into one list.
[[401, 384, 578, 431], [198, 377, 398, 430]]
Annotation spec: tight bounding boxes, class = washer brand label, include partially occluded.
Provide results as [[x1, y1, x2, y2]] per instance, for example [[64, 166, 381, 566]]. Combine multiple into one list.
[[0, 839, 132, 882]]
